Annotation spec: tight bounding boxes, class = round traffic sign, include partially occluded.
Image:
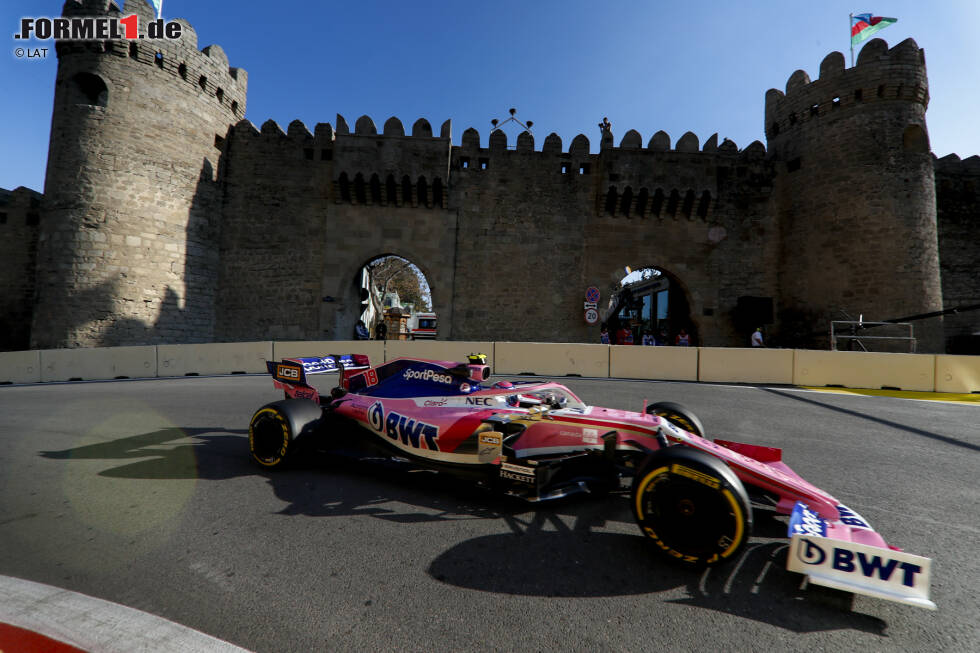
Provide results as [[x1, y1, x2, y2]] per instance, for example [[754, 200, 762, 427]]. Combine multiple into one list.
[[584, 308, 599, 324], [585, 286, 600, 303]]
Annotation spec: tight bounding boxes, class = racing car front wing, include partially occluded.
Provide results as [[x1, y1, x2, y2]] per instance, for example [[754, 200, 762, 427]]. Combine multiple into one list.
[[786, 502, 935, 609]]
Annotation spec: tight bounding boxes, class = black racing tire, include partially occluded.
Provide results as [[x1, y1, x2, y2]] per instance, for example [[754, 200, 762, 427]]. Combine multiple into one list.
[[631, 446, 751, 567], [646, 401, 705, 437], [248, 399, 323, 469]]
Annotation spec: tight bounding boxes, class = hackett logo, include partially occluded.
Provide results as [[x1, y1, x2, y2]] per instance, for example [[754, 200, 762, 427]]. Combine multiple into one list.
[[14, 15, 182, 41]]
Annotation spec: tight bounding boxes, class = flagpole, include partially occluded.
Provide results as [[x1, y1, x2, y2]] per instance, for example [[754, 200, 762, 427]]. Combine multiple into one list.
[[849, 13, 854, 67]]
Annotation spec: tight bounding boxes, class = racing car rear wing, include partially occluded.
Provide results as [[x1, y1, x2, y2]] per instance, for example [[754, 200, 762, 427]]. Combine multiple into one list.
[[268, 354, 371, 402]]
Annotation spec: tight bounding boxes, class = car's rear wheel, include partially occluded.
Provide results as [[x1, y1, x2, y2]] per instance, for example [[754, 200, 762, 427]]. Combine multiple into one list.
[[248, 399, 322, 468], [631, 446, 751, 566], [646, 401, 705, 437]]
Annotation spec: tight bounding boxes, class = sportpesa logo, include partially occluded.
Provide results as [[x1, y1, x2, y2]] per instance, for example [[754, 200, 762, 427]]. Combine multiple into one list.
[[403, 368, 453, 384]]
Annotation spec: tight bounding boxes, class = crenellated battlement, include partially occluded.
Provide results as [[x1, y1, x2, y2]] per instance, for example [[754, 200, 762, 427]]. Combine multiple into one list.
[[765, 38, 927, 143], [453, 126, 764, 158], [228, 108, 769, 171], [934, 153, 980, 176], [57, 0, 247, 120]]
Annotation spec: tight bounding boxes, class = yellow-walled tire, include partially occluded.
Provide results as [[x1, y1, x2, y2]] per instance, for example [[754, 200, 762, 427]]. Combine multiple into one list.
[[646, 401, 705, 437], [248, 399, 322, 469], [631, 446, 751, 567]]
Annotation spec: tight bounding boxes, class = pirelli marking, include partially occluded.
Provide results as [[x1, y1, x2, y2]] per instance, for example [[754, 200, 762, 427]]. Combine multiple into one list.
[[671, 463, 720, 489]]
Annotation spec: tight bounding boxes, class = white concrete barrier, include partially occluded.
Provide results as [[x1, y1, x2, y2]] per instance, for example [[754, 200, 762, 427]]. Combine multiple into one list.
[[609, 346, 698, 381], [0, 350, 42, 384], [934, 355, 980, 394], [384, 340, 493, 364], [157, 342, 272, 376], [794, 350, 936, 391], [699, 347, 794, 384], [273, 340, 384, 365], [494, 342, 609, 377], [39, 346, 157, 382]]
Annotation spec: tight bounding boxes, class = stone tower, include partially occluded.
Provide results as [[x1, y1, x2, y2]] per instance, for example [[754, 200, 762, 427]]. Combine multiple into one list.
[[31, 0, 246, 348], [766, 38, 943, 351]]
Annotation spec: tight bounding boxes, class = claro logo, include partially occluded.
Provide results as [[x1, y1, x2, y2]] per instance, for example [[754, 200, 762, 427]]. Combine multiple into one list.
[[403, 369, 453, 384]]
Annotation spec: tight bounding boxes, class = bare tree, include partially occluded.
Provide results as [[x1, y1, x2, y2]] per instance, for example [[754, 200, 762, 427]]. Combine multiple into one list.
[[363, 257, 431, 328]]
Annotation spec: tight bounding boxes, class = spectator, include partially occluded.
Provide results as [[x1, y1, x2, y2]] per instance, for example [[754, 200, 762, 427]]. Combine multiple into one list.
[[617, 324, 634, 345], [599, 323, 610, 344], [355, 320, 369, 340], [598, 116, 612, 133], [751, 327, 765, 347], [375, 321, 388, 340], [675, 328, 691, 346], [642, 330, 656, 346]]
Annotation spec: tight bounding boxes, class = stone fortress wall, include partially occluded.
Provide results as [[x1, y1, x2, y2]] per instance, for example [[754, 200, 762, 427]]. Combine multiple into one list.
[[1, 0, 977, 353], [27, 0, 245, 348]]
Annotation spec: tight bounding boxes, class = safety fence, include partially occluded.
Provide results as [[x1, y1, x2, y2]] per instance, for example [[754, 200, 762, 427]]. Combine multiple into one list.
[[1, 341, 978, 394]]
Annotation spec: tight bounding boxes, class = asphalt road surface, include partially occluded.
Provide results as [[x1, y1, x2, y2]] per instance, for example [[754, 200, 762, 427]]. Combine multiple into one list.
[[1, 374, 977, 652]]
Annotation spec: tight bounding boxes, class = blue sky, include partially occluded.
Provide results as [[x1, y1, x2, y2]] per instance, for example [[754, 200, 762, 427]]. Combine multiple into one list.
[[3, 1, 979, 192]]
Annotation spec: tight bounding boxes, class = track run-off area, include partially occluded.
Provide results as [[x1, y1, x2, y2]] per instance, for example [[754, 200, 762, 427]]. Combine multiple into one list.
[[1, 374, 977, 652]]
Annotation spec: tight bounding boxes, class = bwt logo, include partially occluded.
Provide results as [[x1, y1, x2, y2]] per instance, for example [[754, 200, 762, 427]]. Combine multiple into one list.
[[14, 15, 183, 41], [368, 402, 439, 450], [795, 539, 923, 587]]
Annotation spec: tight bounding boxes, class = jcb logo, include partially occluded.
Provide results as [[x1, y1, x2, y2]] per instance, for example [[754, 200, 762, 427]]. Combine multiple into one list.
[[277, 365, 300, 380]]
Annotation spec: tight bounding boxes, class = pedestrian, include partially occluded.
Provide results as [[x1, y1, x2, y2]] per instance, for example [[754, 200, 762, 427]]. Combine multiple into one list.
[[675, 328, 690, 346], [355, 319, 369, 340], [751, 327, 765, 347], [599, 323, 610, 344]]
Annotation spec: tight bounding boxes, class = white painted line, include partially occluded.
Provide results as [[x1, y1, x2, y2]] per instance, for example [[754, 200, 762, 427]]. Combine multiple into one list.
[[0, 575, 252, 653]]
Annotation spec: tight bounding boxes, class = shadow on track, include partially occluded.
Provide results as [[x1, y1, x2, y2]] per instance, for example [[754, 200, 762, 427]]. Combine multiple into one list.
[[39, 427, 887, 635], [428, 506, 886, 635], [40, 427, 251, 480], [761, 388, 980, 453]]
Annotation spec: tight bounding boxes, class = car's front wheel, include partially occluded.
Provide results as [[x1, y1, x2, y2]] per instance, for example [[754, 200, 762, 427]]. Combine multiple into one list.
[[631, 446, 751, 566], [646, 401, 705, 437]]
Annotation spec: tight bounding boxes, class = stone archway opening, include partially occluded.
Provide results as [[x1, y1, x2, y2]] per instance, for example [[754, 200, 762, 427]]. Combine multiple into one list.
[[357, 255, 433, 340], [603, 266, 696, 346]]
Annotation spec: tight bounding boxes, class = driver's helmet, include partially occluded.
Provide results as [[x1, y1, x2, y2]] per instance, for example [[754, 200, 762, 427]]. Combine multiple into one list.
[[493, 381, 514, 389]]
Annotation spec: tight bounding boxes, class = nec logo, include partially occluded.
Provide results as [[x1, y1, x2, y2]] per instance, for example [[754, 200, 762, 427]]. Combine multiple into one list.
[[277, 365, 301, 380], [795, 539, 923, 587]]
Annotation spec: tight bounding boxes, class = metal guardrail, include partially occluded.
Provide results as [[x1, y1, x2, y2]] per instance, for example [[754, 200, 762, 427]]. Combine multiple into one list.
[[830, 320, 916, 352]]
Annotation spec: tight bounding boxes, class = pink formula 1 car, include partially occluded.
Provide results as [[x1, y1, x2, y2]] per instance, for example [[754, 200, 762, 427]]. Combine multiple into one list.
[[248, 354, 935, 610]]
